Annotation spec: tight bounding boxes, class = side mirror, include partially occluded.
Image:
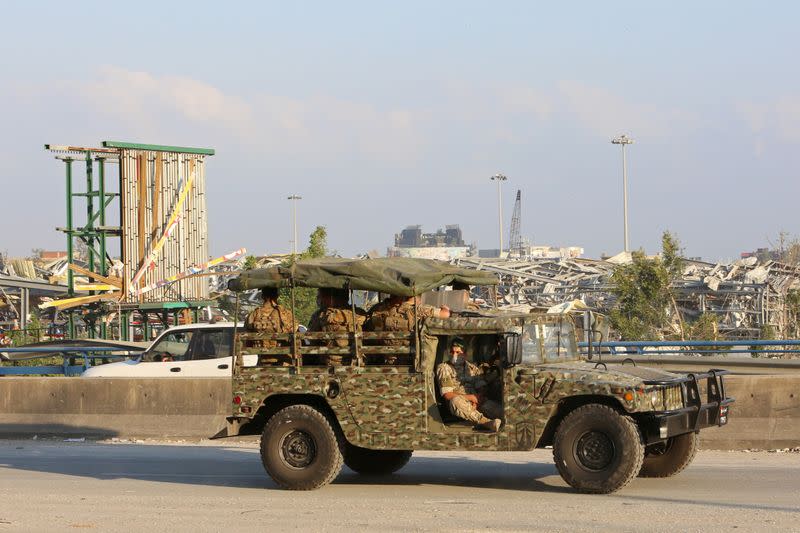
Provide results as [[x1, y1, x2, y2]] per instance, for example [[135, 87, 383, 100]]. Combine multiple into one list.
[[506, 334, 522, 366]]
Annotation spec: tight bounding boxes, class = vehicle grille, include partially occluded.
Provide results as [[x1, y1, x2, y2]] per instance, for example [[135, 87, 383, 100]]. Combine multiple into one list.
[[663, 384, 684, 410]]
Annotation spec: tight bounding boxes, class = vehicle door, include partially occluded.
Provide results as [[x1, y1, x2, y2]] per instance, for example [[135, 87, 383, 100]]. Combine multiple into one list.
[[135, 330, 195, 377], [504, 318, 576, 450], [177, 328, 234, 377]]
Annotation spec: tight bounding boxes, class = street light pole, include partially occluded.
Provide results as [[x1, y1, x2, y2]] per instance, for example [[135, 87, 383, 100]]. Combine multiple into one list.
[[490, 174, 507, 257], [611, 135, 634, 252], [287, 194, 302, 255]]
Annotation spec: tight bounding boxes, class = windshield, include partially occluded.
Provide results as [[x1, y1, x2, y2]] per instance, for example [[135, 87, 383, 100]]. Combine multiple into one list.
[[144, 331, 194, 362], [521, 318, 578, 364]]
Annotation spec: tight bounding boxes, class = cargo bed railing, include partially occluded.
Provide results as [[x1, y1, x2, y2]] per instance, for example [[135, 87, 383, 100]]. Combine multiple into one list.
[[236, 330, 416, 367]]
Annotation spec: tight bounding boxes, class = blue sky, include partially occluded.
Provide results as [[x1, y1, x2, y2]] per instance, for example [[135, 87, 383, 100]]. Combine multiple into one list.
[[1, 1, 799, 261]]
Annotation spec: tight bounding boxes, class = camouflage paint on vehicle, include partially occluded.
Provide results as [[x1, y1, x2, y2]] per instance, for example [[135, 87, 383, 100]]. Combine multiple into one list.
[[231, 313, 719, 451]]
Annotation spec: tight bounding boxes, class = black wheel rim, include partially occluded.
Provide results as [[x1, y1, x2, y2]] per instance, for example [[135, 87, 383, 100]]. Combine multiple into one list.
[[279, 430, 316, 469], [575, 430, 615, 471]]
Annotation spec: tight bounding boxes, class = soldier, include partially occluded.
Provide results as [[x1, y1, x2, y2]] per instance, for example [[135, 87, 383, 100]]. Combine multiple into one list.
[[244, 287, 295, 365], [435, 337, 502, 432], [365, 294, 450, 364], [308, 288, 366, 366]]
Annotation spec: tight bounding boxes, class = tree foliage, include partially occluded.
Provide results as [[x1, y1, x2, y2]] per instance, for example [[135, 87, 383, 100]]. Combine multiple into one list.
[[609, 231, 689, 340], [278, 225, 328, 325], [242, 255, 259, 270]]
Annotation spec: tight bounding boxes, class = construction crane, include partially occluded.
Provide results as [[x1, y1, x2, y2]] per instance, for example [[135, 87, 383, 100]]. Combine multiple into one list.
[[508, 189, 523, 258]]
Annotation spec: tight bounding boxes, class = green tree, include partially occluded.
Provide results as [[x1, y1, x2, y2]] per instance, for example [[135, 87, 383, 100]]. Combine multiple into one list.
[[303, 226, 327, 259], [243, 255, 259, 270], [661, 231, 684, 280], [609, 250, 671, 340], [609, 231, 685, 340], [278, 226, 328, 325]]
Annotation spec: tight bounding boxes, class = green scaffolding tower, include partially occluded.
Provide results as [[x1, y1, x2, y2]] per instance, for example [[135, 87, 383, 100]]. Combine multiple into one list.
[[45, 141, 216, 341]]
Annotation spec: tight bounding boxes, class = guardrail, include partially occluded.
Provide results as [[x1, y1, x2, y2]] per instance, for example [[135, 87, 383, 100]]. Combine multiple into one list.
[[0, 347, 139, 376], [578, 340, 800, 358]]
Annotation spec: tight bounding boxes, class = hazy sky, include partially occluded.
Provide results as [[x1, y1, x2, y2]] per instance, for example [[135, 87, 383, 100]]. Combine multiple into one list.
[[1, 1, 798, 262]]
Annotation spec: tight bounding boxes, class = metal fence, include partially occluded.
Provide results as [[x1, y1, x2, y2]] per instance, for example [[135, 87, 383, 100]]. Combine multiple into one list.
[[579, 340, 800, 358], [0, 347, 141, 376]]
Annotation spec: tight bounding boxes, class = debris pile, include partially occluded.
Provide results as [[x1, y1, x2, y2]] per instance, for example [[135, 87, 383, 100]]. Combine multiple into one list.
[[454, 257, 615, 310], [674, 257, 800, 338], [454, 256, 800, 339]]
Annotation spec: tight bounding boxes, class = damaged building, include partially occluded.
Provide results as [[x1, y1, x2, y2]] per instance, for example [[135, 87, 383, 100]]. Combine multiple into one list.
[[454, 255, 800, 340]]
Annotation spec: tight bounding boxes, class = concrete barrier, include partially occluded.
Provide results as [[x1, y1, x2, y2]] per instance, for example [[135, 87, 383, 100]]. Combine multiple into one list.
[[701, 375, 800, 450], [0, 378, 230, 438], [0, 375, 797, 449]]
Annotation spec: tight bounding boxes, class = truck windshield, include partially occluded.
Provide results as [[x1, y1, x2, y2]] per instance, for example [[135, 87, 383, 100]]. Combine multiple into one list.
[[521, 319, 578, 364]]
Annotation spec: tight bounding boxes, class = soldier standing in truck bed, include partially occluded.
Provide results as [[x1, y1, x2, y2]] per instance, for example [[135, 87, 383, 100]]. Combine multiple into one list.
[[244, 287, 295, 365], [365, 294, 450, 364], [308, 288, 366, 366]]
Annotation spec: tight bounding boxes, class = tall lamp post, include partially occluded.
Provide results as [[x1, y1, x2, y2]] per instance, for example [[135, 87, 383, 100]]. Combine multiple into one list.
[[287, 194, 302, 255], [490, 174, 507, 257], [611, 135, 634, 252]]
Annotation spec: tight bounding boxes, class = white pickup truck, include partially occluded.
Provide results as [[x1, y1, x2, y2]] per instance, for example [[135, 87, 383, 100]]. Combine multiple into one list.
[[82, 323, 246, 377]]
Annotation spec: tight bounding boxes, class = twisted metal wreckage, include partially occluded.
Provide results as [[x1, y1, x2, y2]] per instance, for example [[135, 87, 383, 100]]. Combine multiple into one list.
[[453, 255, 800, 340]]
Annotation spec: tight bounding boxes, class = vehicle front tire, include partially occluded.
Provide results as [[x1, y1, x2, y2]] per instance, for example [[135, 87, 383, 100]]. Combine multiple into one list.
[[553, 403, 644, 494], [260, 404, 343, 490], [343, 444, 412, 475], [638, 431, 698, 478]]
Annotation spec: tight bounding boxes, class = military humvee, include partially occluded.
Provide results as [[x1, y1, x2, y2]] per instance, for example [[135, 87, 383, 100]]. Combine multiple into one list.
[[225, 258, 733, 494]]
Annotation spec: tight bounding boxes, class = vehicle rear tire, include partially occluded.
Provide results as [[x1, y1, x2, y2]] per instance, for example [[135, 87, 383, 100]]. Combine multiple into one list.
[[553, 404, 644, 494], [638, 432, 698, 478], [260, 404, 343, 490], [343, 444, 412, 475]]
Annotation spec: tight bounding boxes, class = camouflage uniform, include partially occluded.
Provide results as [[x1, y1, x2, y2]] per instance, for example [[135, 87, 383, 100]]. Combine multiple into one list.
[[245, 301, 295, 365], [308, 306, 367, 365], [435, 360, 502, 424], [365, 299, 436, 364]]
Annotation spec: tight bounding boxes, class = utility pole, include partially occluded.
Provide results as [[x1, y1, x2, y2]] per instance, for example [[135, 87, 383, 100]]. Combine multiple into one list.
[[490, 174, 507, 257], [611, 135, 634, 252], [287, 195, 302, 255]]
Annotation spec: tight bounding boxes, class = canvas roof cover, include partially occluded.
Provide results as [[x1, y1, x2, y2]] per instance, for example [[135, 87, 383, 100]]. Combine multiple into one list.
[[228, 257, 498, 296]]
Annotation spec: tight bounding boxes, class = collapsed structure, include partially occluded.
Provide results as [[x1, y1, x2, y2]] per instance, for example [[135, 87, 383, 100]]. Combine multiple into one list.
[[454, 255, 800, 340]]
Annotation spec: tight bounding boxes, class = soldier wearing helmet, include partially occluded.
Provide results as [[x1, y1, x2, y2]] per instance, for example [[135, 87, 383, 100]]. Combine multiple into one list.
[[308, 288, 366, 366], [365, 294, 450, 364], [244, 287, 295, 365]]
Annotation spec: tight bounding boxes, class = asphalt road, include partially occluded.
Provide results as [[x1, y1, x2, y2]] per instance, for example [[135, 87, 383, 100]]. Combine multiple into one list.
[[0, 439, 798, 532]]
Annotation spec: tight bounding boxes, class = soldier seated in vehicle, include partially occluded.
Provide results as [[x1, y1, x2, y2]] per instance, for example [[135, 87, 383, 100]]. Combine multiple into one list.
[[435, 337, 502, 432], [365, 294, 450, 364], [244, 287, 295, 365], [307, 287, 366, 366]]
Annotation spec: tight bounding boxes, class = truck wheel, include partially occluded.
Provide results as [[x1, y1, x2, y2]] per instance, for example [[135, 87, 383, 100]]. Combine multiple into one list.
[[344, 444, 412, 475], [553, 404, 644, 494], [639, 432, 698, 478], [260, 404, 343, 490]]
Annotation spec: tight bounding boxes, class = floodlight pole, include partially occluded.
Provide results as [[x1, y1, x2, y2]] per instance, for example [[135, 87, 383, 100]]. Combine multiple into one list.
[[611, 135, 634, 252], [287, 195, 302, 255], [491, 174, 507, 257]]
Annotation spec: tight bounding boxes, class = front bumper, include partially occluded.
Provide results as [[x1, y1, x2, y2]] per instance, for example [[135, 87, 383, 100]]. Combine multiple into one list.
[[638, 368, 734, 445]]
